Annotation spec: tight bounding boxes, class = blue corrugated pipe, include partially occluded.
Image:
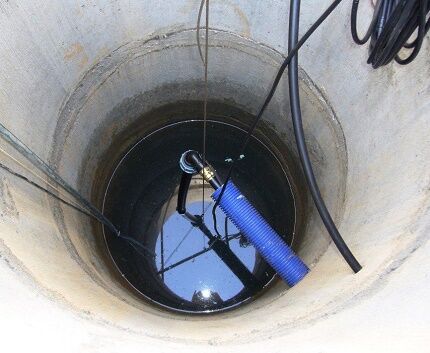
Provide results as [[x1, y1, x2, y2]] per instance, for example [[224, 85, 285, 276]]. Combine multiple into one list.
[[212, 181, 309, 287]]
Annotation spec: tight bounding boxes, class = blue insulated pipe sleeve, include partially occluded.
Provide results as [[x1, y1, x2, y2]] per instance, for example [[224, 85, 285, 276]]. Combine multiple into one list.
[[212, 182, 309, 287]]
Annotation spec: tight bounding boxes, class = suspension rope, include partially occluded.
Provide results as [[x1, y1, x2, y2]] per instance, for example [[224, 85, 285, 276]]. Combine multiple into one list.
[[196, 0, 206, 64], [201, 0, 210, 215]]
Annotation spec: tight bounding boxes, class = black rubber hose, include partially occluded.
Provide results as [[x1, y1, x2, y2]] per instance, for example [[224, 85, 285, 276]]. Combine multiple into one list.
[[288, 0, 362, 273], [177, 172, 193, 215]]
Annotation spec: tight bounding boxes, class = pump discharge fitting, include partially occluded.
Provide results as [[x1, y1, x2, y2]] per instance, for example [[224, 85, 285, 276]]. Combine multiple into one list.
[[178, 150, 309, 287]]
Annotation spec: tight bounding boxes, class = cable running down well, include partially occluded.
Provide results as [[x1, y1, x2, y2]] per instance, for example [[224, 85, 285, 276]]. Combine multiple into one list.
[[210, 0, 362, 272]]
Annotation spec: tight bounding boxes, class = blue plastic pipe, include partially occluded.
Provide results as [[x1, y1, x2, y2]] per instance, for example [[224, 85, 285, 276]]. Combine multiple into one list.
[[212, 181, 309, 287]]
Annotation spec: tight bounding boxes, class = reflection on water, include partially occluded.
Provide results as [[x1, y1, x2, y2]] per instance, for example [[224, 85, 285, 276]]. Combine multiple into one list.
[[155, 198, 256, 305], [103, 120, 296, 313]]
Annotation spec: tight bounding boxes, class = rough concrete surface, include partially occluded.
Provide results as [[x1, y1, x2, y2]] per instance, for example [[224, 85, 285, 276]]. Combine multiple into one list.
[[0, 1, 429, 352]]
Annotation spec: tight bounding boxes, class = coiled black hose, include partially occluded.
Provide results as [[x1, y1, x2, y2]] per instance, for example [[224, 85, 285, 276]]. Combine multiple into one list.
[[351, 0, 430, 68], [288, 0, 362, 273]]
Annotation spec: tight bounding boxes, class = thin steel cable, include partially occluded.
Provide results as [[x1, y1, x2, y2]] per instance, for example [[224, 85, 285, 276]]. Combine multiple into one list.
[[0, 122, 120, 236], [0, 159, 155, 257], [160, 230, 242, 275], [159, 190, 176, 280], [196, 0, 206, 64], [0, 145, 85, 212], [0, 161, 94, 219], [201, 0, 209, 215], [158, 246, 213, 275], [0, 123, 155, 257], [164, 220, 199, 266], [164, 201, 213, 266]]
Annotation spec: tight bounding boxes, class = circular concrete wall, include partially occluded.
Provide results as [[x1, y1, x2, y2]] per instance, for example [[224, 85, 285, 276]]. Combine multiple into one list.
[[0, 1, 428, 352]]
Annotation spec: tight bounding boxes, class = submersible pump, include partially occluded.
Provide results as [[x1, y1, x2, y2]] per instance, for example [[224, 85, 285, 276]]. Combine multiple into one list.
[[177, 150, 309, 287]]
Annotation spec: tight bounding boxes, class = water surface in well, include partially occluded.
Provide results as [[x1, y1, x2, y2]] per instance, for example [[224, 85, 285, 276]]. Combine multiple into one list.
[[103, 120, 296, 313]]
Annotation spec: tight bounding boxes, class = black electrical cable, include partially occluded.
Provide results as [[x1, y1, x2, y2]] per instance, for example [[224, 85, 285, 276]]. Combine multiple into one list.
[[0, 123, 245, 274], [0, 161, 155, 257], [0, 123, 154, 257], [211, 0, 345, 233], [288, 0, 362, 273], [210, 0, 362, 273], [351, 0, 430, 68], [0, 123, 118, 234], [0, 161, 94, 219]]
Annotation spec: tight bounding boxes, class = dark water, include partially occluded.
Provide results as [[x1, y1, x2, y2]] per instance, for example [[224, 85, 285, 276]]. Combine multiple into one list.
[[103, 120, 296, 313]]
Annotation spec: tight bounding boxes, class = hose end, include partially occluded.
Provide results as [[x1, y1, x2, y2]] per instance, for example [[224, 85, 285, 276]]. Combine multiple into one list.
[[179, 150, 198, 174], [212, 181, 309, 287]]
